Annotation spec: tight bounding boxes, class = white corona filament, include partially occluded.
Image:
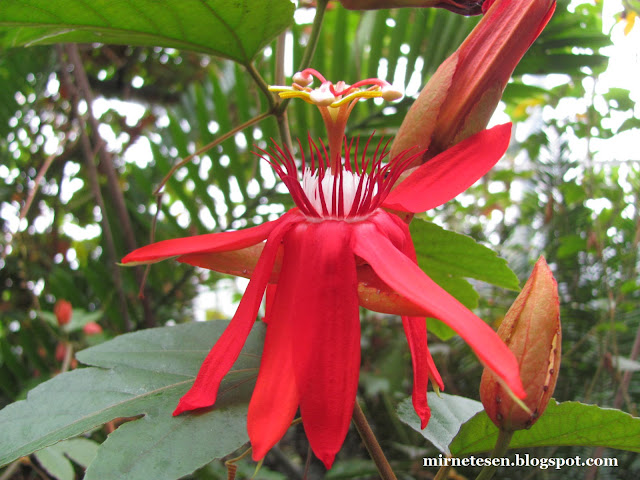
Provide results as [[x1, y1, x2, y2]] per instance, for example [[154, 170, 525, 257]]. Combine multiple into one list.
[[301, 168, 378, 218]]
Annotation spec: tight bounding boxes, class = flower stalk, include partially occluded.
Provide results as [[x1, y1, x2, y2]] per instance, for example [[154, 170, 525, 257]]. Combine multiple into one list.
[[474, 429, 514, 480], [352, 402, 398, 480]]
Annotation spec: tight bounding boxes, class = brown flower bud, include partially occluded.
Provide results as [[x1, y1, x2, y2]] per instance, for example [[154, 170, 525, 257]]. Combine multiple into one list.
[[53, 299, 73, 326], [480, 256, 561, 431]]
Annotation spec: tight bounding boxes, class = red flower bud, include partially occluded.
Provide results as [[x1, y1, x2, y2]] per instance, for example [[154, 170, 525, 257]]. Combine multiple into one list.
[[55, 342, 67, 362], [480, 256, 561, 431], [83, 322, 103, 335], [53, 300, 73, 326], [338, 0, 485, 15]]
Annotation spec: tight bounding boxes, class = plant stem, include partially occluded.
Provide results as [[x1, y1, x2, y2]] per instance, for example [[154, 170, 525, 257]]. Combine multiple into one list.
[[246, 62, 276, 111], [0, 460, 21, 480], [275, 31, 294, 152], [275, 0, 329, 116], [152, 112, 271, 196], [474, 429, 514, 480], [352, 401, 397, 480], [434, 463, 452, 480]]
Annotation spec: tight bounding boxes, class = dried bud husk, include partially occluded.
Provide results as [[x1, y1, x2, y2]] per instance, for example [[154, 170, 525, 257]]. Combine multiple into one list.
[[338, 0, 485, 15], [54, 299, 73, 326], [480, 256, 561, 431]]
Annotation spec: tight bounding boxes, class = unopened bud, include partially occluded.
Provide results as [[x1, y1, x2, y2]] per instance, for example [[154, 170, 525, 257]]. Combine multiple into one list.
[[83, 322, 103, 335], [54, 300, 72, 326], [55, 342, 67, 362], [293, 71, 313, 87], [480, 256, 561, 431]]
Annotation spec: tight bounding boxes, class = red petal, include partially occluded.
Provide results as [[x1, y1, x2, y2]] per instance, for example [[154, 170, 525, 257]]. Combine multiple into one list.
[[259, 221, 360, 468], [173, 213, 302, 416], [402, 316, 444, 429], [262, 283, 277, 324], [383, 124, 511, 212], [298, 222, 360, 469], [248, 282, 299, 460], [352, 222, 525, 399], [121, 215, 287, 265]]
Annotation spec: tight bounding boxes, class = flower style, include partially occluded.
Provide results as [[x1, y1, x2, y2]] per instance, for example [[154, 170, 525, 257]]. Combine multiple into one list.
[[122, 70, 525, 468]]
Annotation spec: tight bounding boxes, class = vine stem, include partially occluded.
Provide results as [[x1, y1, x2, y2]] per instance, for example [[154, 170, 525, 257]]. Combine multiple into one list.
[[152, 112, 271, 196], [275, 0, 329, 117], [474, 429, 514, 480], [0, 460, 20, 480], [352, 401, 397, 480]]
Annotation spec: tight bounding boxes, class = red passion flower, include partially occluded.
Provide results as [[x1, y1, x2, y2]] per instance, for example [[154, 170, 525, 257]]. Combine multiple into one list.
[[122, 69, 525, 468]]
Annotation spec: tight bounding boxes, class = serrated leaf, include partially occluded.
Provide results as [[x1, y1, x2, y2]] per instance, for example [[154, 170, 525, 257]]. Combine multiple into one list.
[[0, 321, 264, 475], [450, 400, 640, 456], [397, 393, 484, 455], [411, 219, 520, 291], [0, 0, 294, 65]]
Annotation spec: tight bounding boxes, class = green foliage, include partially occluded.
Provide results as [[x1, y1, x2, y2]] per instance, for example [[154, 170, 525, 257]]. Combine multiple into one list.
[[0, 0, 294, 65], [450, 399, 640, 456], [0, 321, 265, 479], [411, 218, 519, 339], [397, 393, 484, 454], [34, 438, 99, 480]]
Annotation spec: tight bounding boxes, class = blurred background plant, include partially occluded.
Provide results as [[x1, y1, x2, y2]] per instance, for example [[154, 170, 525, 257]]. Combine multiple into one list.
[[0, 0, 638, 478]]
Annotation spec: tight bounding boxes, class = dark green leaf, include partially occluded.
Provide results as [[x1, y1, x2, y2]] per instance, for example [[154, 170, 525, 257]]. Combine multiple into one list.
[[0, 321, 265, 478], [410, 219, 518, 340], [411, 219, 519, 291], [0, 0, 294, 64], [450, 400, 640, 456]]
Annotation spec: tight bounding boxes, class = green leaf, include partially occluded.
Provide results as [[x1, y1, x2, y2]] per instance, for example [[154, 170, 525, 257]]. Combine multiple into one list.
[[0, 0, 294, 65], [396, 393, 484, 455], [56, 438, 99, 468], [450, 400, 640, 456], [33, 437, 99, 480], [65, 310, 104, 333], [411, 219, 520, 291], [410, 219, 519, 340], [0, 321, 265, 478], [34, 445, 75, 480]]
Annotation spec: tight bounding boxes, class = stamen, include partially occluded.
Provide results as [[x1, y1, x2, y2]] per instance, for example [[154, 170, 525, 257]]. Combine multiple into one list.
[[255, 134, 424, 221]]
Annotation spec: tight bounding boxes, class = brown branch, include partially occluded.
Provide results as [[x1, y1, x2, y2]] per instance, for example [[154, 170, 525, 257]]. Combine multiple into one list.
[[59, 45, 133, 332], [65, 44, 155, 329], [352, 401, 397, 480]]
